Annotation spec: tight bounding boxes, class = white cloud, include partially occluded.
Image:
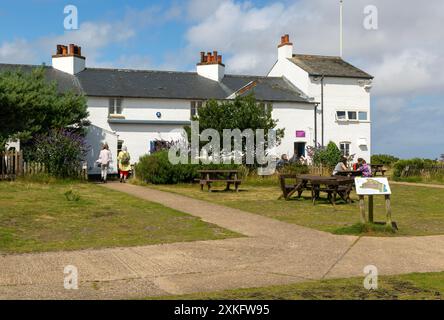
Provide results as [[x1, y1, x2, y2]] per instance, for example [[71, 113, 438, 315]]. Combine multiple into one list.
[[370, 50, 439, 96], [0, 39, 34, 64]]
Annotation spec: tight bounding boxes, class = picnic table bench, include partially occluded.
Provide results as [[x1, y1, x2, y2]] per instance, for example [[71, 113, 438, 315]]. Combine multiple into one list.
[[370, 164, 387, 176], [279, 174, 355, 206], [196, 170, 242, 192]]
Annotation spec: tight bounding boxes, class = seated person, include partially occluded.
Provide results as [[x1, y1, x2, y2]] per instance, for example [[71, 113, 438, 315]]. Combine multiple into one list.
[[277, 154, 289, 168], [357, 158, 372, 177], [333, 156, 348, 175]]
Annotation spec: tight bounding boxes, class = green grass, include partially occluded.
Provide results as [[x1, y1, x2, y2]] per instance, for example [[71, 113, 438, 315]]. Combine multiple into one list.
[[149, 177, 444, 237], [155, 272, 444, 300], [0, 180, 239, 254]]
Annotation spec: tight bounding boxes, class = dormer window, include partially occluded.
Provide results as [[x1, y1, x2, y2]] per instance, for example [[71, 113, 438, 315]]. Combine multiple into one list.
[[109, 98, 123, 116]]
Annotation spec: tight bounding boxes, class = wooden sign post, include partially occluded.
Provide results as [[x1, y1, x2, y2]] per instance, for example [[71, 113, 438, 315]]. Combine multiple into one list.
[[355, 177, 393, 229]]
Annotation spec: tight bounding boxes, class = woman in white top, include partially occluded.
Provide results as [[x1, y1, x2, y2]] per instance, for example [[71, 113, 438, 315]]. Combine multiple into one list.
[[96, 143, 112, 183], [332, 156, 348, 176]]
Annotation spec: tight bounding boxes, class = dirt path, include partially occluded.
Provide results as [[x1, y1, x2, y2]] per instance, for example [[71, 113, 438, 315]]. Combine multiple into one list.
[[1, 182, 443, 299]]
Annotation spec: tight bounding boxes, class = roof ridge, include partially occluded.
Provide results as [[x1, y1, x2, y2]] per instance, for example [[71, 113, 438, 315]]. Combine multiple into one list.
[[292, 54, 342, 59]]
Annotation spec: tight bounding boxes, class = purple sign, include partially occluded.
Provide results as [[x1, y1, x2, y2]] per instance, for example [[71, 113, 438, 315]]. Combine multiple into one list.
[[296, 130, 306, 138]]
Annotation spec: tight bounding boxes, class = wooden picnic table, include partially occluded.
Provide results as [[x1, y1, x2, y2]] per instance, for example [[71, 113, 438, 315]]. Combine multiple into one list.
[[370, 164, 387, 176], [196, 170, 242, 192], [279, 174, 354, 206], [335, 170, 363, 177]]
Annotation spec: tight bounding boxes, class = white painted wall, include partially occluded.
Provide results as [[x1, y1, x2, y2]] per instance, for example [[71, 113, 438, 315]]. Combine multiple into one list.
[[85, 124, 118, 174], [196, 64, 225, 82], [52, 56, 85, 75], [268, 58, 311, 94], [87, 97, 192, 132], [86, 97, 190, 171], [307, 77, 372, 162], [272, 102, 315, 157], [268, 59, 372, 162]]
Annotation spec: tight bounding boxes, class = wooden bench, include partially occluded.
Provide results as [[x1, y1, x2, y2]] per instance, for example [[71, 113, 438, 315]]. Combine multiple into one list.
[[370, 164, 387, 176], [317, 177, 355, 206], [196, 170, 242, 192]]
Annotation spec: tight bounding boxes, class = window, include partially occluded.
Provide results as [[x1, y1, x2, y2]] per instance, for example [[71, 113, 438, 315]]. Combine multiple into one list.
[[336, 111, 346, 120], [117, 140, 124, 154], [347, 111, 357, 121], [109, 98, 122, 115], [358, 111, 368, 121], [336, 110, 368, 122], [190, 101, 203, 117], [340, 142, 351, 157]]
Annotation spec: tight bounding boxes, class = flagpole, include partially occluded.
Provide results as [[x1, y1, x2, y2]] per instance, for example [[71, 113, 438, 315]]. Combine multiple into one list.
[[340, 0, 343, 57]]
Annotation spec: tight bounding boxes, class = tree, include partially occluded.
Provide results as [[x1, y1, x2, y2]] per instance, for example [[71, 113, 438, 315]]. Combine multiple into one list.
[[185, 95, 284, 165], [313, 141, 342, 167], [0, 67, 89, 150]]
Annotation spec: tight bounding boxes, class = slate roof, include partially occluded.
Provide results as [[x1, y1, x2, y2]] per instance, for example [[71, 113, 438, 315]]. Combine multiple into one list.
[[0, 63, 82, 94], [0, 64, 311, 103], [289, 54, 373, 79]]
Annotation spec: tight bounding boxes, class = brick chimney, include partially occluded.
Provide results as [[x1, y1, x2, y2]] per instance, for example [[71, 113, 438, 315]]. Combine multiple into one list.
[[196, 51, 225, 82], [278, 34, 293, 60], [52, 44, 86, 75]]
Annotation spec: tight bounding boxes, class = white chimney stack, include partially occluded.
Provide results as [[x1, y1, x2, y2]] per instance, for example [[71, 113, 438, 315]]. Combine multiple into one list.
[[196, 51, 225, 82], [278, 34, 293, 60], [52, 44, 86, 75]]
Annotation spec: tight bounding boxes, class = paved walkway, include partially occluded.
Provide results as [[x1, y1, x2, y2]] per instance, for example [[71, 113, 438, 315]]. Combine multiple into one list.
[[1, 182, 443, 299]]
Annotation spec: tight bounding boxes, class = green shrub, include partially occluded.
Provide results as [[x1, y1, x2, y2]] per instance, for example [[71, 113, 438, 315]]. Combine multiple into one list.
[[393, 158, 440, 178], [135, 151, 245, 184], [313, 142, 342, 168], [279, 163, 310, 175], [32, 129, 89, 178], [371, 154, 399, 166]]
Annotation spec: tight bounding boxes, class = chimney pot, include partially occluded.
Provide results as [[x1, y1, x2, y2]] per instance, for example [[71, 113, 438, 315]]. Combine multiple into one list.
[[69, 44, 75, 55]]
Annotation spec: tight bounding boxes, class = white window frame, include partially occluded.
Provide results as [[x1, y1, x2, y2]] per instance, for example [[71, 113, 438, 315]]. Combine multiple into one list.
[[339, 142, 351, 157], [336, 111, 347, 121], [109, 98, 123, 116], [336, 109, 369, 122], [358, 111, 369, 121], [190, 100, 204, 118]]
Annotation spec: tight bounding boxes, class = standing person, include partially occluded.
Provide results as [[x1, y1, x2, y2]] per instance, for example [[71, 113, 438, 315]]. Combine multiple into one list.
[[117, 146, 131, 183], [96, 143, 112, 183], [357, 158, 372, 177], [333, 156, 348, 176]]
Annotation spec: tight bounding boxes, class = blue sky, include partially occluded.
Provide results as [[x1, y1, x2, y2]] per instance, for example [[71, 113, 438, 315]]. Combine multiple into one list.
[[1, 0, 443, 159]]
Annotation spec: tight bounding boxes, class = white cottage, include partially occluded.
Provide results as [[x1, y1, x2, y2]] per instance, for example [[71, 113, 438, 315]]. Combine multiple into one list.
[[0, 35, 373, 174]]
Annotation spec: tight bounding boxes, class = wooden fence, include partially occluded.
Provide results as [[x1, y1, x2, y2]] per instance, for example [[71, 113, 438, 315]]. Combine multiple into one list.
[[401, 165, 444, 178], [1, 151, 24, 180], [1, 151, 87, 180], [308, 165, 332, 176]]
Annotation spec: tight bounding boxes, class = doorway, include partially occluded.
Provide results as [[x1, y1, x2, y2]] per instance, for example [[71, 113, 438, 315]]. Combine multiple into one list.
[[294, 142, 306, 158]]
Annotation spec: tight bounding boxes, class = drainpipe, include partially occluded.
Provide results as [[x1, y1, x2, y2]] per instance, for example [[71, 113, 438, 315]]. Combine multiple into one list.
[[314, 103, 319, 147], [321, 75, 325, 148]]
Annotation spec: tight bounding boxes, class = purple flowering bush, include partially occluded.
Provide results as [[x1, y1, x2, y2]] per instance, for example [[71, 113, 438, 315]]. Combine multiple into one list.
[[34, 129, 89, 178]]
